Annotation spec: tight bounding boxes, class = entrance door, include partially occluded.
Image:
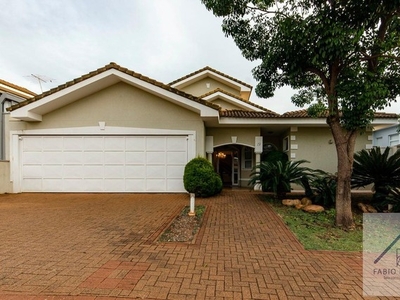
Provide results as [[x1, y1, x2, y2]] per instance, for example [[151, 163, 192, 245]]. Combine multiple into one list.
[[215, 147, 240, 187]]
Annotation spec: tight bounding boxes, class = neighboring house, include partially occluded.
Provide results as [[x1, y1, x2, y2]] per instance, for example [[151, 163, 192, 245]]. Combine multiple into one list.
[[2, 62, 397, 193], [0, 79, 36, 160], [373, 124, 400, 150]]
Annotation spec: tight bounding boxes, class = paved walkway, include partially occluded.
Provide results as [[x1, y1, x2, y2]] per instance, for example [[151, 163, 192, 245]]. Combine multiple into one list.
[[0, 191, 395, 299]]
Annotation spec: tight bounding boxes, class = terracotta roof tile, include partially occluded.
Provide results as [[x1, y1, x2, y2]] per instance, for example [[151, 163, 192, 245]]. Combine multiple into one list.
[[169, 66, 253, 89], [281, 109, 399, 119], [8, 63, 221, 112], [200, 88, 278, 114], [220, 110, 279, 118]]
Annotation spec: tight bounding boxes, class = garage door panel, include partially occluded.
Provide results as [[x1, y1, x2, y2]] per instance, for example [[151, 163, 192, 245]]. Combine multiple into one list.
[[146, 137, 166, 151], [146, 165, 166, 178], [22, 165, 43, 178], [63, 165, 83, 178], [126, 165, 145, 178], [104, 179, 125, 191], [104, 165, 125, 178], [43, 179, 63, 191], [23, 137, 42, 151], [43, 165, 63, 177], [63, 152, 83, 164], [167, 179, 184, 191], [22, 178, 42, 191], [126, 137, 145, 150], [63, 137, 83, 150], [84, 137, 104, 150], [84, 179, 104, 191], [104, 137, 125, 150], [83, 152, 103, 164], [126, 179, 145, 191], [23, 152, 43, 164], [104, 152, 125, 164], [146, 152, 166, 164], [20, 135, 189, 192], [44, 152, 64, 164], [167, 165, 184, 178], [125, 152, 145, 164], [167, 137, 187, 151], [147, 179, 166, 191], [83, 165, 103, 178], [167, 152, 187, 164]]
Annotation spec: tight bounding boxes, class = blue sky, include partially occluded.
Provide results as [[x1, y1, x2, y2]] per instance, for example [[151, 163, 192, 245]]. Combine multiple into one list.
[[0, 0, 398, 114]]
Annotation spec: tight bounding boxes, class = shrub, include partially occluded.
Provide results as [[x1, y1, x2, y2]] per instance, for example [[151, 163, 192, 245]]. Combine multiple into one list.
[[183, 157, 222, 197], [352, 147, 400, 210], [249, 159, 312, 199], [302, 171, 337, 208], [261, 150, 288, 163]]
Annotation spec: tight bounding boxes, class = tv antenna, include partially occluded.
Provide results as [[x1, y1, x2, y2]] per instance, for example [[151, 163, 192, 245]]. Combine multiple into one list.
[[26, 74, 54, 93]]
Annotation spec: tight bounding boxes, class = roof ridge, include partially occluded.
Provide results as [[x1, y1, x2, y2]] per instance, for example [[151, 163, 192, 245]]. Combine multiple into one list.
[[8, 62, 221, 112], [169, 66, 253, 89]]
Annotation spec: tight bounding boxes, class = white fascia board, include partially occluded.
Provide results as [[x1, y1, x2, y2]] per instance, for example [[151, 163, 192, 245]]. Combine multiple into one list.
[[371, 118, 398, 125], [171, 70, 251, 92], [10, 111, 42, 122], [203, 91, 263, 112]]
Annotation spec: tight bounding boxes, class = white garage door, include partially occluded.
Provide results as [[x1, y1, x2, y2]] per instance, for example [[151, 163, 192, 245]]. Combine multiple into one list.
[[20, 135, 188, 192]]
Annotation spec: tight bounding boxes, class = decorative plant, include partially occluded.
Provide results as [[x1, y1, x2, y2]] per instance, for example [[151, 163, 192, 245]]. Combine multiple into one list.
[[183, 157, 222, 197], [352, 147, 400, 208], [249, 159, 312, 199], [302, 171, 337, 208]]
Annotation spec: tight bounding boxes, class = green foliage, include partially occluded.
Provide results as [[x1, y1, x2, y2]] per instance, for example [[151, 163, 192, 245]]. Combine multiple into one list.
[[183, 157, 222, 197], [352, 147, 400, 210], [266, 197, 363, 251], [249, 159, 312, 199], [307, 172, 337, 208], [261, 150, 288, 163]]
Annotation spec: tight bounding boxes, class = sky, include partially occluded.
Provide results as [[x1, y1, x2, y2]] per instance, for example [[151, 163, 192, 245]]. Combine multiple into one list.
[[0, 0, 398, 115]]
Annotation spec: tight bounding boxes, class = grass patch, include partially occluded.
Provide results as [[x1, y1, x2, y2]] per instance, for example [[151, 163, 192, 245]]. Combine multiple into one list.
[[264, 196, 363, 251]]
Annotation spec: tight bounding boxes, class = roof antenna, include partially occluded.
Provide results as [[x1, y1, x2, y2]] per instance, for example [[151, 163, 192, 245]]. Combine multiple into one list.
[[27, 74, 54, 93]]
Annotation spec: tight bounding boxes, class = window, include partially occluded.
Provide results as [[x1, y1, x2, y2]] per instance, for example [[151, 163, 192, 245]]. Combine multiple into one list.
[[283, 136, 289, 152], [243, 147, 253, 169], [389, 134, 399, 146]]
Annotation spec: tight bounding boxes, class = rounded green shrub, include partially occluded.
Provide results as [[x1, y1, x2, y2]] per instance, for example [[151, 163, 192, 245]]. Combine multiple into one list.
[[183, 157, 222, 197]]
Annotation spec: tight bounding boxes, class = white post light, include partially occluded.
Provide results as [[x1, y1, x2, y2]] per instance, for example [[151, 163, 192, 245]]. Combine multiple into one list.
[[189, 193, 196, 216]]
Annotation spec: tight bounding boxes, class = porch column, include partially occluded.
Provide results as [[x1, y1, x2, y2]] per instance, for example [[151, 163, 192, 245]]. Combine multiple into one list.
[[205, 136, 214, 162], [254, 136, 263, 190]]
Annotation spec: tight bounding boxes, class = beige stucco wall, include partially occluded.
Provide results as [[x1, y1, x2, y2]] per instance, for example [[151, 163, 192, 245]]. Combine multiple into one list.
[[209, 98, 246, 110], [206, 127, 261, 147], [0, 161, 12, 193], [179, 77, 240, 98], [289, 127, 372, 173], [7, 82, 207, 157]]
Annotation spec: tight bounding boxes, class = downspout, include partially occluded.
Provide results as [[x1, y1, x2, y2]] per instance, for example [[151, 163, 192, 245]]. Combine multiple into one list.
[[0, 93, 7, 160]]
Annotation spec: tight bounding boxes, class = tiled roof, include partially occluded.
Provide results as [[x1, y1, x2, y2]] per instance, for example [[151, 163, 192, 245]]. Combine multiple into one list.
[[200, 88, 278, 114], [8, 62, 221, 112], [0, 79, 36, 99], [220, 110, 279, 118], [169, 66, 253, 89], [281, 109, 399, 119]]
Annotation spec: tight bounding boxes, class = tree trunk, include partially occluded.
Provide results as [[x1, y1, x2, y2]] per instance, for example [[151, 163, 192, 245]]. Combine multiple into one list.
[[329, 117, 357, 229]]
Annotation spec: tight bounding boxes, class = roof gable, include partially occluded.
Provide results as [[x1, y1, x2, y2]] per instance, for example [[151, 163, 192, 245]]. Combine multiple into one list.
[[9, 63, 220, 121], [169, 66, 252, 101]]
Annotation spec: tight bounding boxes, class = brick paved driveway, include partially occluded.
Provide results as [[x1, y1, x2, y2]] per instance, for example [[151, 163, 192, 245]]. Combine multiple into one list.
[[0, 191, 393, 299]]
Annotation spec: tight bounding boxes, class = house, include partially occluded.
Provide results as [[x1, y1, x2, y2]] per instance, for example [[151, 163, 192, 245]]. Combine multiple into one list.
[[373, 124, 400, 153], [2, 62, 398, 193]]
